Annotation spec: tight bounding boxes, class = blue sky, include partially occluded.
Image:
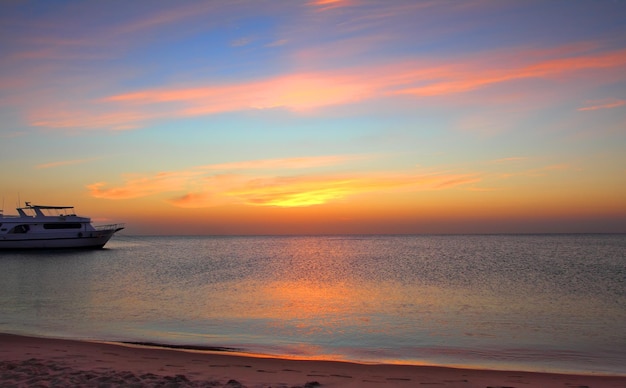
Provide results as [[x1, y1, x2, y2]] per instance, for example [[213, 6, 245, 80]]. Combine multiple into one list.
[[1, 0, 625, 234]]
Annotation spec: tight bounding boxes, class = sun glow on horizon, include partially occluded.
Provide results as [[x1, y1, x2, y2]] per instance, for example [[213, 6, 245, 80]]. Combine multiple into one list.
[[1, 1, 625, 234]]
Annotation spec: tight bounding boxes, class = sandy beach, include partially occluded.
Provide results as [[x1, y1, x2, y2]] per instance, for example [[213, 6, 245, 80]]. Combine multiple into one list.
[[1, 333, 624, 387]]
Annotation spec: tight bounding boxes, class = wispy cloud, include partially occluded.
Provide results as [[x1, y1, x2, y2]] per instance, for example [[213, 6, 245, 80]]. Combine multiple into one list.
[[489, 157, 528, 164], [102, 72, 374, 114], [87, 155, 480, 208], [266, 39, 288, 47], [231, 37, 254, 47], [35, 158, 98, 169], [524, 164, 571, 177], [395, 49, 626, 97], [110, 3, 222, 36], [200, 155, 368, 171], [307, 0, 353, 11], [88, 170, 205, 200], [29, 46, 626, 131], [0, 131, 26, 139], [221, 171, 480, 208], [578, 99, 626, 111], [87, 155, 362, 201], [29, 109, 149, 131], [496, 163, 571, 179], [2, 3, 222, 68]]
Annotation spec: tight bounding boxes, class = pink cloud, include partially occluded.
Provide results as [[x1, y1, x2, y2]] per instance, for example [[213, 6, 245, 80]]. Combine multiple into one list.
[[396, 49, 626, 97], [29, 108, 150, 131], [13, 3, 222, 56], [578, 99, 626, 111], [27, 46, 626, 130], [111, 3, 222, 36], [307, 0, 354, 11], [110, 47, 626, 107], [104, 72, 375, 115]]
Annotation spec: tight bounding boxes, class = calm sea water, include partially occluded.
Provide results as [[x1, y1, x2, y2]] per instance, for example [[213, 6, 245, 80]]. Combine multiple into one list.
[[1, 234, 625, 375]]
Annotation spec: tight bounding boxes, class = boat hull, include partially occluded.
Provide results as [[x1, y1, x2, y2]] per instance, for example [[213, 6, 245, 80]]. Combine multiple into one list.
[[0, 230, 118, 250]]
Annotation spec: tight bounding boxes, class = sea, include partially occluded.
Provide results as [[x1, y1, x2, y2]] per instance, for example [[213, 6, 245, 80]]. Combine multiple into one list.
[[1, 234, 625, 376]]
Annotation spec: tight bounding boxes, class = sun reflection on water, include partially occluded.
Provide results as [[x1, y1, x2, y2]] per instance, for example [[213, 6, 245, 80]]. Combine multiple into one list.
[[1, 235, 625, 374]]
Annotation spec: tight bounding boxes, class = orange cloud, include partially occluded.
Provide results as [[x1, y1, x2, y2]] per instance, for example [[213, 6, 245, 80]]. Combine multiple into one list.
[[35, 158, 98, 169], [200, 155, 369, 171], [89, 156, 481, 209], [307, 0, 353, 11], [222, 171, 480, 208], [220, 176, 358, 208], [87, 155, 581, 210], [578, 99, 626, 111], [87, 155, 362, 201], [88, 170, 205, 199]]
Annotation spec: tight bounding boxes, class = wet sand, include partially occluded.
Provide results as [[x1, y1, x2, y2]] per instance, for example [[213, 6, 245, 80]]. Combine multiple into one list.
[[1, 333, 624, 387]]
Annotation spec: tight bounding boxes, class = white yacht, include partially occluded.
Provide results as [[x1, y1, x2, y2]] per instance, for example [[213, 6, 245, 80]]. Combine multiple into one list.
[[0, 202, 124, 249]]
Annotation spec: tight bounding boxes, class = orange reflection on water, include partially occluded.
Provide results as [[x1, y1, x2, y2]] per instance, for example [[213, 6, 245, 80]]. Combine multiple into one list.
[[262, 280, 364, 319]]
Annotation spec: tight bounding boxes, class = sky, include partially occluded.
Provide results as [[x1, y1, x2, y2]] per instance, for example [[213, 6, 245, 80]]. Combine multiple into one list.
[[1, 0, 625, 235]]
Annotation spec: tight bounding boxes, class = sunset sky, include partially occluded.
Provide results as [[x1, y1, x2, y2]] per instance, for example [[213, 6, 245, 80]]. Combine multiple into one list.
[[1, 0, 625, 234]]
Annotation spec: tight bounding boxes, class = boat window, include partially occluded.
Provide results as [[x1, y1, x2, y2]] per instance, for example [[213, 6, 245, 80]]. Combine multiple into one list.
[[9, 224, 30, 233], [43, 223, 83, 229]]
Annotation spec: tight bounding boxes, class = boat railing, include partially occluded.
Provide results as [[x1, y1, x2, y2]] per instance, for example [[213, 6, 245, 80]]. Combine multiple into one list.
[[95, 223, 125, 231]]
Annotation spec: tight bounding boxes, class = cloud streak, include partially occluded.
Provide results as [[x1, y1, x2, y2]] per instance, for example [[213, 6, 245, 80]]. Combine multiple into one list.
[[307, 0, 353, 12], [35, 158, 98, 169], [27, 46, 626, 131], [578, 99, 626, 111], [200, 155, 369, 171], [489, 157, 528, 164], [87, 155, 481, 208], [395, 49, 626, 97], [88, 170, 205, 200]]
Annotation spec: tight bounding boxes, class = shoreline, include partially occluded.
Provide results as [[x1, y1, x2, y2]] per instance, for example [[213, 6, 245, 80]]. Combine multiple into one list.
[[2, 333, 625, 387]]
